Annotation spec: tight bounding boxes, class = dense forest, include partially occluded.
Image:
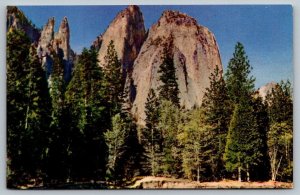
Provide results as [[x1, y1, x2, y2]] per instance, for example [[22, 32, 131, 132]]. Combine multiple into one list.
[[7, 27, 293, 188]]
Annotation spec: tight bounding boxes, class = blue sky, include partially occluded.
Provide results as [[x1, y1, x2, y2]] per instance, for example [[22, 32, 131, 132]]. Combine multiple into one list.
[[18, 5, 293, 88]]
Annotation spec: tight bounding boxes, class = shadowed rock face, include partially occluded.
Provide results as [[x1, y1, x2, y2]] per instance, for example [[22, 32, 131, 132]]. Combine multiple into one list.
[[97, 5, 146, 79], [91, 35, 103, 51], [130, 10, 223, 125]]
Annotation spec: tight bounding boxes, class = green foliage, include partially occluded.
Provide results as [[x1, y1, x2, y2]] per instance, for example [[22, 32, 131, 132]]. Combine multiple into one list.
[[201, 66, 232, 180], [22, 45, 51, 179], [224, 104, 241, 174], [224, 100, 267, 181], [250, 95, 270, 181], [266, 81, 293, 181], [46, 46, 69, 181], [142, 89, 163, 176], [49, 46, 65, 128], [65, 48, 108, 180], [158, 46, 180, 107], [105, 113, 143, 182], [114, 113, 144, 181], [224, 42, 269, 182], [178, 108, 213, 181], [158, 100, 182, 177], [7, 29, 51, 187], [7, 28, 31, 186], [266, 81, 293, 125], [225, 42, 255, 104], [105, 114, 127, 180], [102, 40, 124, 115]]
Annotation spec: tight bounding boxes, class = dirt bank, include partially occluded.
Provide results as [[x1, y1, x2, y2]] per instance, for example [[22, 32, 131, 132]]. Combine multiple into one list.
[[129, 176, 293, 189]]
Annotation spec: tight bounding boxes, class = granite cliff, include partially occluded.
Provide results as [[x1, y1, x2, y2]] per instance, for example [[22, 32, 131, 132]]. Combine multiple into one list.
[[38, 17, 75, 82], [96, 5, 146, 79], [129, 10, 223, 124]]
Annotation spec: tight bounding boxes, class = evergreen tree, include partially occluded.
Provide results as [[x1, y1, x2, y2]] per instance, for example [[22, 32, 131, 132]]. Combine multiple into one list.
[[224, 100, 266, 182], [142, 89, 163, 176], [49, 43, 65, 127], [104, 114, 126, 181], [7, 28, 31, 187], [7, 29, 51, 186], [46, 43, 69, 181], [266, 81, 293, 125], [224, 42, 267, 182], [225, 42, 255, 104], [266, 81, 293, 181], [178, 108, 213, 182], [158, 100, 182, 177], [114, 112, 144, 181], [65, 48, 108, 180], [250, 94, 270, 181], [102, 40, 124, 115], [201, 66, 232, 180], [105, 112, 143, 183], [22, 44, 51, 181], [158, 45, 180, 107]]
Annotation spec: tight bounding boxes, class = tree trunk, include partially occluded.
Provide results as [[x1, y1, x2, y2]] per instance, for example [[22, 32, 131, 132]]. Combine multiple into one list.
[[246, 164, 250, 182], [151, 128, 154, 176], [238, 166, 242, 182], [197, 166, 200, 182], [238, 155, 242, 182]]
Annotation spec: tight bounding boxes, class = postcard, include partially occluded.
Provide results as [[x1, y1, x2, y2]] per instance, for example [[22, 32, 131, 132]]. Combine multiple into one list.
[[6, 5, 293, 189]]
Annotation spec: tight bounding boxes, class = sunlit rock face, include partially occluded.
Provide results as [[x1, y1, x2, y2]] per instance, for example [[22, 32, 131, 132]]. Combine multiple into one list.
[[258, 82, 277, 101], [38, 17, 75, 82], [130, 10, 223, 125], [97, 5, 146, 79]]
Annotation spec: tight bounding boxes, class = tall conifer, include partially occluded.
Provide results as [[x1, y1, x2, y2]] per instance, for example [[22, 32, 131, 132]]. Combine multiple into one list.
[[158, 44, 180, 107], [65, 48, 108, 180], [201, 66, 232, 180], [224, 42, 267, 181]]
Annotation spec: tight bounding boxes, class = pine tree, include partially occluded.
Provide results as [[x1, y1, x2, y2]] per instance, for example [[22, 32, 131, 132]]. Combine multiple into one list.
[[104, 114, 126, 181], [22, 44, 51, 180], [225, 42, 255, 104], [158, 100, 182, 177], [201, 66, 232, 180], [7, 29, 51, 186], [46, 43, 69, 181], [224, 42, 267, 182], [102, 40, 124, 115], [114, 112, 144, 181], [266, 81, 293, 181], [49, 43, 66, 126], [158, 45, 180, 107], [142, 89, 162, 176], [7, 28, 31, 187], [250, 94, 270, 181], [65, 48, 108, 180], [105, 112, 143, 183], [178, 108, 213, 182]]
